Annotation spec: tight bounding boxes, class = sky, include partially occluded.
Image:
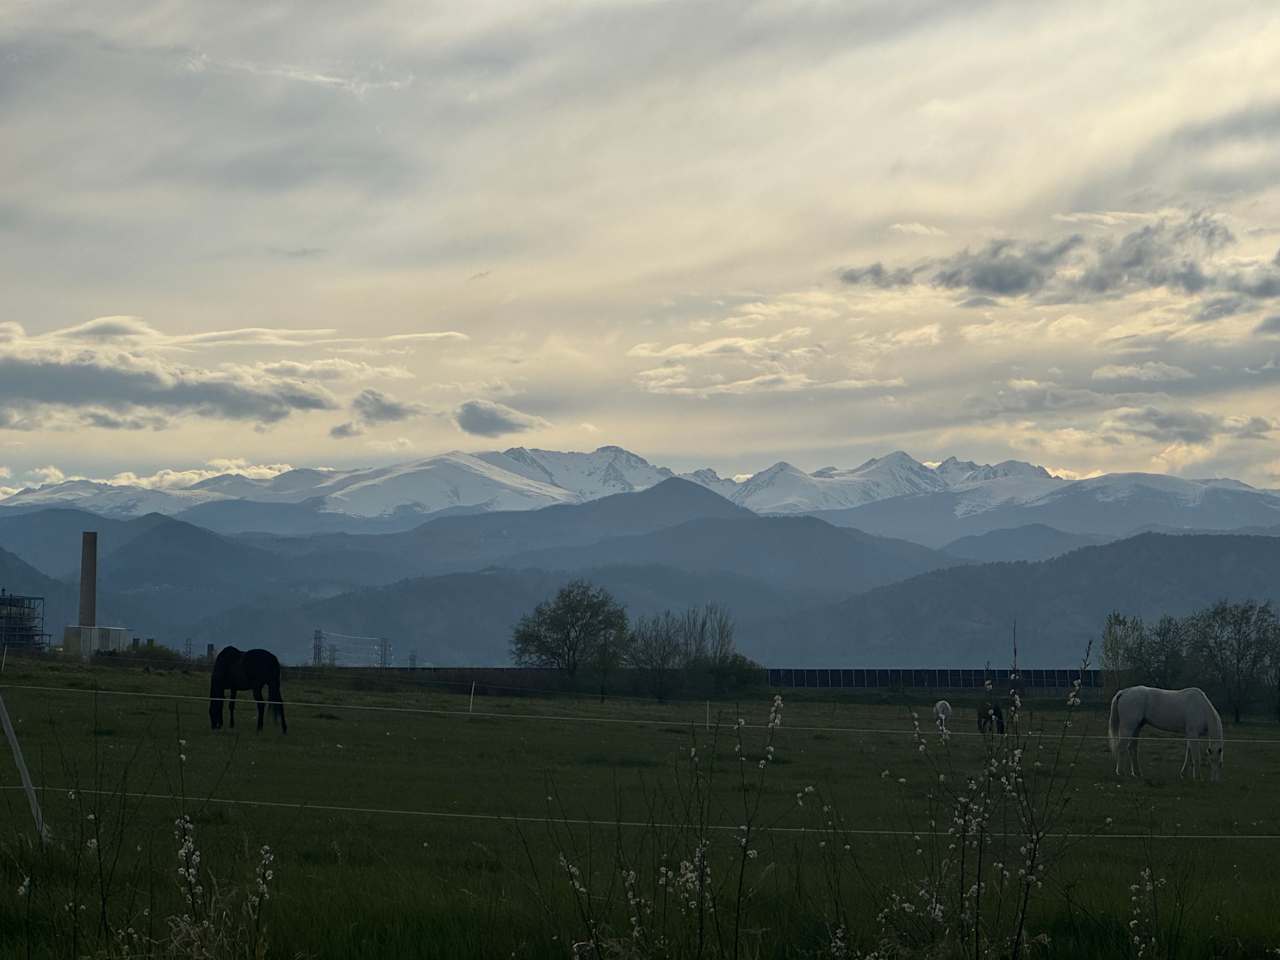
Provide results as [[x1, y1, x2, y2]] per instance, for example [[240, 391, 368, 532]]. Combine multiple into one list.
[[3, 0, 1280, 495]]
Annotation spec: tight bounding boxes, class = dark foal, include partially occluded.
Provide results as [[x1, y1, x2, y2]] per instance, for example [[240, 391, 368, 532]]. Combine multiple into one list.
[[977, 699, 1005, 735], [209, 646, 288, 734]]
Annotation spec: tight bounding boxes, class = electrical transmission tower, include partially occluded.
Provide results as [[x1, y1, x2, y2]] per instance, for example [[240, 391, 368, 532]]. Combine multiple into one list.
[[313, 629, 324, 667]]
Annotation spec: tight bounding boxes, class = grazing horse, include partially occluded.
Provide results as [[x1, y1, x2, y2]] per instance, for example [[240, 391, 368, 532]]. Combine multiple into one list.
[[977, 699, 1005, 735], [209, 646, 287, 734], [933, 699, 953, 733], [1109, 686, 1222, 781]]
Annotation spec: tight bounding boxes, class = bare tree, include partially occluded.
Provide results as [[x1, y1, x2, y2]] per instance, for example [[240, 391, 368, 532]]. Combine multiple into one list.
[[1101, 612, 1143, 691], [511, 580, 629, 684], [704, 603, 737, 693], [628, 611, 683, 700]]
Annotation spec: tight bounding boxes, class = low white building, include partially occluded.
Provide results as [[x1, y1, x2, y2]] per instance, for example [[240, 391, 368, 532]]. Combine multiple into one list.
[[63, 625, 131, 659]]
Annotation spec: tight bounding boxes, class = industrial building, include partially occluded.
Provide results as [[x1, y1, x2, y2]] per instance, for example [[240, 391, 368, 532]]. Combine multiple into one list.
[[62, 531, 131, 659], [0, 590, 50, 650]]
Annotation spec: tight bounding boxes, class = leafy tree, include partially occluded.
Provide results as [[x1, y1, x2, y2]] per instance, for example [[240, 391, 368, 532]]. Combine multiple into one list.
[[511, 580, 629, 685], [1188, 599, 1274, 723]]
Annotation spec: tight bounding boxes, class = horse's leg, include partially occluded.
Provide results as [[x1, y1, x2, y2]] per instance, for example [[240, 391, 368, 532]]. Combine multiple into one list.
[[229, 690, 237, 729], [1180, 740, 1190, 779], [254, 686, 265, 733]]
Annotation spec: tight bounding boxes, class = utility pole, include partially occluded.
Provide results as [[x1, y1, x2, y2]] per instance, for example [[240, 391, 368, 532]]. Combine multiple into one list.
[[313, 629, 324, 668], [377, 638, 391, 669]]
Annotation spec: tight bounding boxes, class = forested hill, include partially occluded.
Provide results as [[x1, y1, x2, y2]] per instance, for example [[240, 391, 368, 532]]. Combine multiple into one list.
[[740, 534, 1280, 667]]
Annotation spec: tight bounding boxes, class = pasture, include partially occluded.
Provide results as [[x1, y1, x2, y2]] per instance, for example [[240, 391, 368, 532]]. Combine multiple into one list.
[[2, 656, 1280, 958]]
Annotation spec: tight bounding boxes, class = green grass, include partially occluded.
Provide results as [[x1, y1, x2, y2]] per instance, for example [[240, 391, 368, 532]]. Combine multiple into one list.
[[2, 657, 1280, 958]]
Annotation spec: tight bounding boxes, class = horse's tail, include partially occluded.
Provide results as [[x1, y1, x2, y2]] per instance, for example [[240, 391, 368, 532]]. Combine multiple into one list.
[[1108, 688, 1123, 756]]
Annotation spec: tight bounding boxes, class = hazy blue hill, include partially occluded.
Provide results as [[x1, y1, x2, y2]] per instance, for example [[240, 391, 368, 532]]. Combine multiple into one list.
[[505, 514, 957, 601], [176, 498, 444, 536], [942, 524, 1111, 563], [746, 534, 1280, 667], [191, 564, 805, 665], [0, 508, 164, 578], [248, 477, 753, 575], [0, 545, 78, 631]]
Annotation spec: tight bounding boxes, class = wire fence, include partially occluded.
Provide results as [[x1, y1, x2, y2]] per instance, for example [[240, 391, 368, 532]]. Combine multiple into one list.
[[3, 679, 1280, 744], [2, 786, 1276, 843]]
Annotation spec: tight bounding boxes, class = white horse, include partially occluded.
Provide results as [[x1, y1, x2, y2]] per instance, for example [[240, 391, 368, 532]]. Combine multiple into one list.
[[932, 699, 952, 734], [1108, 686, 1224, 781]]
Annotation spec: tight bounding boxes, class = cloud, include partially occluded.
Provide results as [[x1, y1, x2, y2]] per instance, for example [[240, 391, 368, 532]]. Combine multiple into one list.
[[453, 400, 549, 437], [1195, 295, 1251, 322], [351, 388, 424, 424], [1091, 362, 1195, 382], [1256, 315, 1280, 336], [329, 388, 427, 439], [932, 236, 1085, 296], [81, 410, 169, 430], [840, 213, 1280, 308], [890, 222, 947, 237], [839, 262, 921, 288], [1104, 406, 1274, 445], [329, 421, 363, 439]]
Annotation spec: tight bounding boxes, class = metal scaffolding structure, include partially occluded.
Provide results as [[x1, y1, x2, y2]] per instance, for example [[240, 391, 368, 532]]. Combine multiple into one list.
[[0, 590, 50, 651]]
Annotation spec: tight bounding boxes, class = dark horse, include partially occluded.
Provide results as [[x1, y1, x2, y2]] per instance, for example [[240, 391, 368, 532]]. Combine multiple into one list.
[[977, 699, 1005, 735], [209, 646, 287, 734]]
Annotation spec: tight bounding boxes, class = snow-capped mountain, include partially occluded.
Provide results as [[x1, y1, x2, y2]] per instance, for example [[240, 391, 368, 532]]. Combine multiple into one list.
[[4, 448, 1278, 544], [724, 451, 1059, 515], [0, 479, 224, 516]]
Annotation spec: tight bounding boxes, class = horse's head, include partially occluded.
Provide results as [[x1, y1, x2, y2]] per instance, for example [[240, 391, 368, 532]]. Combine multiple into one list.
[[1209, 741, 1224, 782], [209, 698, 224, 730]]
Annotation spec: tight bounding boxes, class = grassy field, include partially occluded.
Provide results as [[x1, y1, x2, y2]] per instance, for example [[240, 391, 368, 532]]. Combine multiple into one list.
[[2, 656, 1280, 958]]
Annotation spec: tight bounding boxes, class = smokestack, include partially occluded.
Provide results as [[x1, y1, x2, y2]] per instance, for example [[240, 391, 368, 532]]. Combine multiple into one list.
[[79, 531, 98, 628]]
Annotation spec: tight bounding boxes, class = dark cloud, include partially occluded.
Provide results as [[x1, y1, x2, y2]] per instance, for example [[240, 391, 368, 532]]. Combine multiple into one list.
[[839, 262, 920, 288], [351, 388, 422, 424], [1075, 214, 1230, 296], [81, 410, 168, 430], [454, 399, 549, 437], [0, 354, 336, 424], [1107, 406, 1273, 445], [840, 213, 1280, 312], [329, 421, 363, 439], [1196, 295, 1251, 323], [932, 236, 1083, 296], [957, 296, 1001, 309], [328, 389, 426, 439], [1256, 315, 1280, 336]]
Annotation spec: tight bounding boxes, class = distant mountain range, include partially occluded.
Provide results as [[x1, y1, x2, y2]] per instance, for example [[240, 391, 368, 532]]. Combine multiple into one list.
[[2, 465, 1280, 667]]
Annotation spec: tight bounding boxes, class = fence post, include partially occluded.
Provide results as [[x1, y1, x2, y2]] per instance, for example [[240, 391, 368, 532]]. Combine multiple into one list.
[[0, 691, 49, 843], [469, 681, 476, 714], [705, 700, 710, 732]]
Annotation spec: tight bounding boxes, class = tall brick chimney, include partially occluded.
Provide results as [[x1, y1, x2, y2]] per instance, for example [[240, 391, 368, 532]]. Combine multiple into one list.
[[79, 531, 97, 628]]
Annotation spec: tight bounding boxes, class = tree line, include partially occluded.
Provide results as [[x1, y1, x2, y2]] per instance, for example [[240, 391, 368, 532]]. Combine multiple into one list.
[[1101, 599, 1280, 723], [510, 579, 761, 699]]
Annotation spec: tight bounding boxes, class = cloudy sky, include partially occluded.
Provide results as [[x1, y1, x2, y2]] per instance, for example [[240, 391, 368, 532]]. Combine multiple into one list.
[[3, 0, 1280, 493]]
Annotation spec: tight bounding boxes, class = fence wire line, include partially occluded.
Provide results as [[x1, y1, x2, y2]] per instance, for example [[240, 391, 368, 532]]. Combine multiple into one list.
[[3, 652, 1099, 707], [1, 786, 1274, 842], [4, 680, 1280, 745]]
